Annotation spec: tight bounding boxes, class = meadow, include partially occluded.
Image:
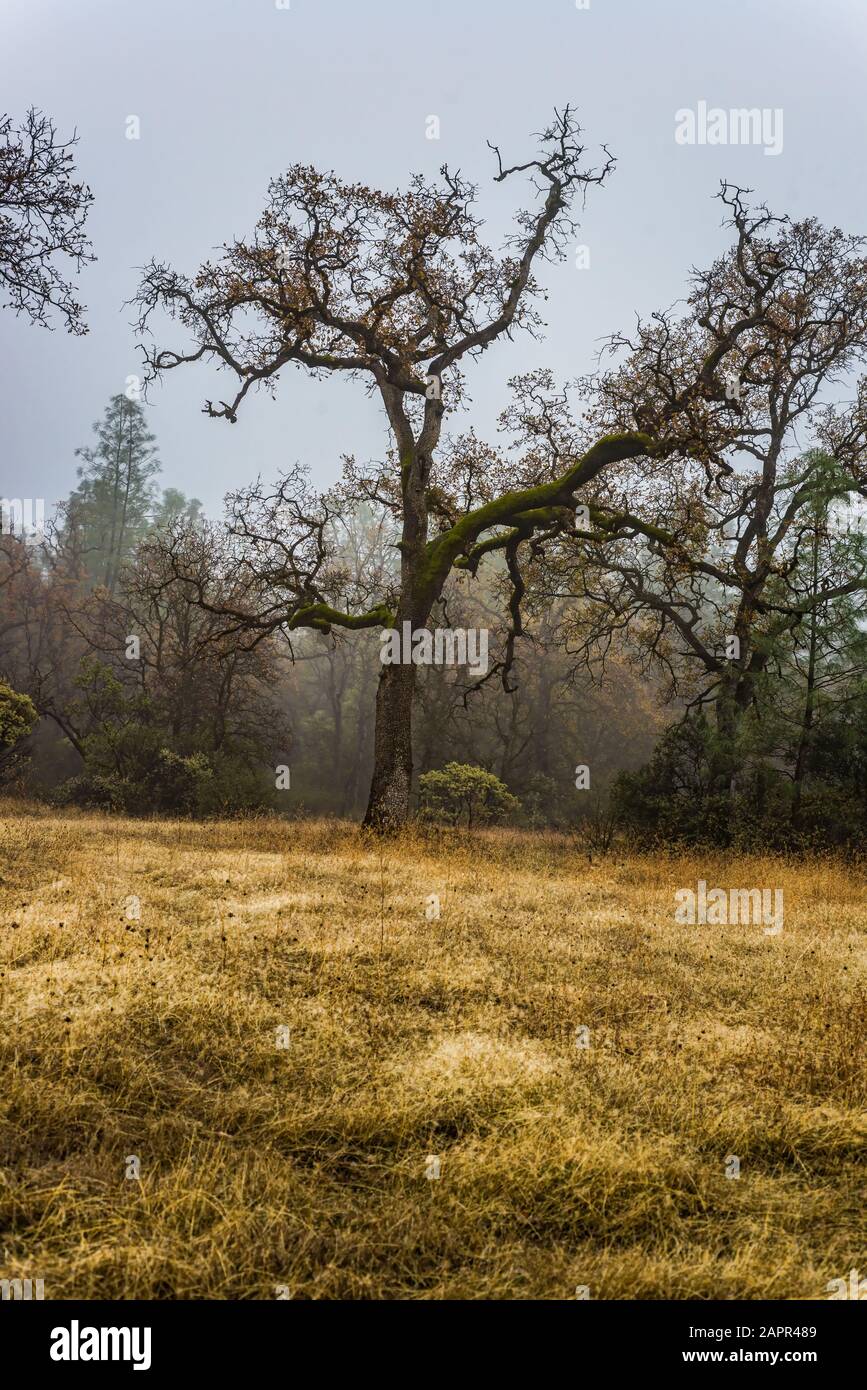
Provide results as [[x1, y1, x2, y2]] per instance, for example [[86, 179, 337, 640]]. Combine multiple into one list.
[[0, 803, 864, 1300]]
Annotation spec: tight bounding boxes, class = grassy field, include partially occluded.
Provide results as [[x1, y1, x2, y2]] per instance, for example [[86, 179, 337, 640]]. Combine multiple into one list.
[[0, 803, 864, 1300]]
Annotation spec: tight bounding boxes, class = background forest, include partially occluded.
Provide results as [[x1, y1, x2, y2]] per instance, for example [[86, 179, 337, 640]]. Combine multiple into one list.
[[1, 389, 864, 846]]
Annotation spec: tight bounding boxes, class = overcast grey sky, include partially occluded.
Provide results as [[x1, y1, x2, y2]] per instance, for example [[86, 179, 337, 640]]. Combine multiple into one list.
[[2, 0, 866, 517]]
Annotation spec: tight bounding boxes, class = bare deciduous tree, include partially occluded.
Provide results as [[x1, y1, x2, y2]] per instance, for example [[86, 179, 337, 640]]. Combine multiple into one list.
[[134, 126, 863, 830], [0, 107, 94, 332], [132, 108, 655, 826], [534, 189, 867, 805]]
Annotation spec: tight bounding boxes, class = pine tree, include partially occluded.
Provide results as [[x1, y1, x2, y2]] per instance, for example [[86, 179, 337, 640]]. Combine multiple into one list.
[[67, 394, 160, 592]]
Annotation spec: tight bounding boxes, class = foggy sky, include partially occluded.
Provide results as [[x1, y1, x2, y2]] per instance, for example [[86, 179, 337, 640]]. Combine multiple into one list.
[[2, 0, 865, 518]]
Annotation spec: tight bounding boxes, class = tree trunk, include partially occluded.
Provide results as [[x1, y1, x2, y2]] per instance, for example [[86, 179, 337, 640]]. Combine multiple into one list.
[[360, 387, 443, 831], [711, 685, 741, 799], [362, 658, 418, 830], [792, 528, 820, 828]]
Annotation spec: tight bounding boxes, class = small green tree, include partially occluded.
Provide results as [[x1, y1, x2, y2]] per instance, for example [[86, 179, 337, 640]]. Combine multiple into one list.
[[0, 681, 38, 784], [66, 393, 160, 593], [418, 762, 519, 828], [54, 659, 274, 816]]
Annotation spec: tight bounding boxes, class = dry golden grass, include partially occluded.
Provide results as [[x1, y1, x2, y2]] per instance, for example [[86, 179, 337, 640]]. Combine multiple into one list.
[[0, 802, 864, 1300]]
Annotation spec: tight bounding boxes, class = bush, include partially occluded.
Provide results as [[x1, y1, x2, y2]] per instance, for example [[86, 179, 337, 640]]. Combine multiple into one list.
[[144, 748, 213, 814], [0, 682, 38, 786], [517, 772, 568, 829], [51, 660, 281, 817], [55, 748, 278, 818], [613, 713, 866, 850], [418, 762, 520, 827], [613, 717, 723, 845]]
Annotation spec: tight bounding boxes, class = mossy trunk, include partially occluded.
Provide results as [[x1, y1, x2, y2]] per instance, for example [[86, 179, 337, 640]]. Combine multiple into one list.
[[361, 399, 442, 831], [711, 688, 741, 800], [362, 658, 417, 830]]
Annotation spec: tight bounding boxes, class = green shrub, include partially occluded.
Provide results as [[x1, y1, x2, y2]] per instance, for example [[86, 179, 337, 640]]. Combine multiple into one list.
[[418, 762, 520, 827], [0, 682, 38, 786], [613, 713, 865, 850], [51, 659, 280, 817]]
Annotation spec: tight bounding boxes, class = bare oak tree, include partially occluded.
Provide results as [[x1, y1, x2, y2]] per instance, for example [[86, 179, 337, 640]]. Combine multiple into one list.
[[531, 188, 867, 803], [134, 121, 861, 830], [0, 108, 94, 332], [133, 108, 662, 827]]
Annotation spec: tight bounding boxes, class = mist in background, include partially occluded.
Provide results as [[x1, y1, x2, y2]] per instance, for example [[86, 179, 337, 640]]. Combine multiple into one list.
[[2, 0, 866, 517]]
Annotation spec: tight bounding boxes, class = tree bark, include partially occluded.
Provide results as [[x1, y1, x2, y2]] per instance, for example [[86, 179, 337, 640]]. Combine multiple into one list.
[[362, 658, 417, 829], [792, 527, 821, 828], [362, 387, 442, 830]]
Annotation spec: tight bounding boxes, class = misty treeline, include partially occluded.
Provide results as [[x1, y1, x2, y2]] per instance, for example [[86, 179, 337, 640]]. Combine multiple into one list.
[[0, 386, 864, 847], [1, 106, 866, 845], [0, 393, 659, 825]]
